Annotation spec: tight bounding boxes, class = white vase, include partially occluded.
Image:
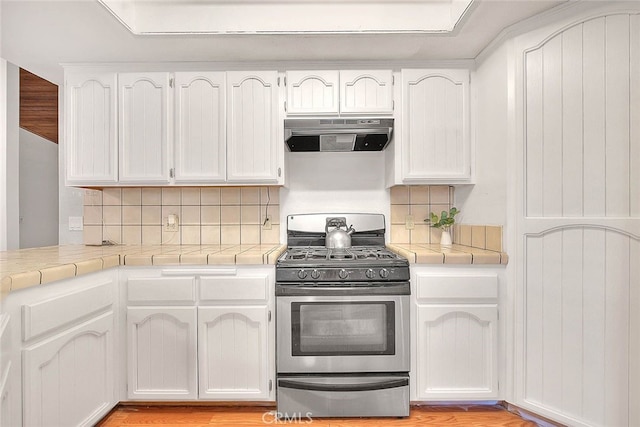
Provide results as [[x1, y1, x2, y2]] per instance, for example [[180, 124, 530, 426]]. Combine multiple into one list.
[[440, 229, 452, 247]]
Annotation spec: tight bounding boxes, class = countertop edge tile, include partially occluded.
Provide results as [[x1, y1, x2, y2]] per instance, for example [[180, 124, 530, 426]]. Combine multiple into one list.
[[8, 271, 42, 291], [75, 258, 104, 276], [388, 243, 507, 265], [40, 264, 78, 285]]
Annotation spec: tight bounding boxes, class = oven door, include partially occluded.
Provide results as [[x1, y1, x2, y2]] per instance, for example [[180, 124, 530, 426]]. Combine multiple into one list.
[[277, 292, 409, 373]]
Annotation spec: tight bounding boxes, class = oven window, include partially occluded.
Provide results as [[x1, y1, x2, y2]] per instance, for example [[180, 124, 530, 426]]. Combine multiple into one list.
[[291, 302, 395, 356]]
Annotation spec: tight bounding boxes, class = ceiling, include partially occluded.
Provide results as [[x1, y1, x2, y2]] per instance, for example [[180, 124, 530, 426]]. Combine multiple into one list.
[[1, 0, 570, 85]]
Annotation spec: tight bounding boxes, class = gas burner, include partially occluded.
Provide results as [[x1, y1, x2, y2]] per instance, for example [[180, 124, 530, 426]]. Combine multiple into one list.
[[281, 246, 401, 263]]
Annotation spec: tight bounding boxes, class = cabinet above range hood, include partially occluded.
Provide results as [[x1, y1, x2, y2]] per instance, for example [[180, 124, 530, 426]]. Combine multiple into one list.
[[284, 118, 394, 152]]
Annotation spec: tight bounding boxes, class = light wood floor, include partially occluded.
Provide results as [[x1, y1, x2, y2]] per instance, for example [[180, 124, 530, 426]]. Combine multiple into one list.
[[97, 404, 540, 426]]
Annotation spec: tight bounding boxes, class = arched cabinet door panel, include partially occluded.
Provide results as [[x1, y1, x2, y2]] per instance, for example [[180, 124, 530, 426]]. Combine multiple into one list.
[[22, 312, 115, 427], [226, 71, 281, 183], [340, 70, 393, 114], [286, 71, 339, 115], [174, 72, 226, 183], [65, 71, 118, 185], [126, 307, 198, 400], [118, 72, 171, 184], [400, 69, 471, 183], [198, 306, 270, 400], [415, 305, 498, 400]]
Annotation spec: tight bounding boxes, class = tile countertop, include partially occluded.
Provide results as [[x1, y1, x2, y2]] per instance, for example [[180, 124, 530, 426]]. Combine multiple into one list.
[[0, 244, 286, 296], [387, 243, 508, 265]]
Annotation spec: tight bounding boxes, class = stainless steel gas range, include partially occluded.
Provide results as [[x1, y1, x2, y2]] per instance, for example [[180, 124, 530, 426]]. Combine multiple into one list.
[[275, 213, 410, 418]]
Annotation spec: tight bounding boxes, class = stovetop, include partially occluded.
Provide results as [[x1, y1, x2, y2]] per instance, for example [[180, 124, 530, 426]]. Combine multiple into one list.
[[280, 246, 404, 264], [276, 245, 409, 282], [277, 213, 409, 283]]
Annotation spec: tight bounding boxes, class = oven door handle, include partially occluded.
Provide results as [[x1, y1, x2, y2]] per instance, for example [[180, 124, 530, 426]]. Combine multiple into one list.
[[278, 378, 408, 392]]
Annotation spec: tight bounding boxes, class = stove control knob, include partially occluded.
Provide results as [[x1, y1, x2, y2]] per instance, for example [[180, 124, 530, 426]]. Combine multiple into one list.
[[338, 269, 349, 279], [365, 268, 375, 279], [379, 268, 389, 279], [310, 269, 320, 280], [297, 269, 308, 279]]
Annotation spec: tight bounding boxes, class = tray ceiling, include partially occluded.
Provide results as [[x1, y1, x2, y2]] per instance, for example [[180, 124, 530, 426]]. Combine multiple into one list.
[[98, 0, 476, 34]]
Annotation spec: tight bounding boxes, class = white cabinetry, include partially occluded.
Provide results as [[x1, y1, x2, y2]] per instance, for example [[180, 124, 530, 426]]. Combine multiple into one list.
[[412, 269, 498, 400], [174, 72, 226, 183], [64, 68, 282, 187], [0, 315, 13, 427], [126, 275, 198, 400], [65, 71, 118, 186], [391, 69, 471, 184], [19, 274, 117, 427], [198, 273, 273, 400], [285, 70, 393, 115], [124, 266, 275, 402], [226, 71, 282, 183], [118, 72, 171, 184]]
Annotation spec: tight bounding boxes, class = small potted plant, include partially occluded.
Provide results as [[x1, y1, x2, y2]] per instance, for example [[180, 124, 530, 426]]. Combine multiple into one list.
[[425, 207, 459, 247]]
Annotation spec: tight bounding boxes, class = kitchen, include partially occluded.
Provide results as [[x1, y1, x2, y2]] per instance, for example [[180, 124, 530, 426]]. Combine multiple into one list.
[[0, 1, 638, 426]]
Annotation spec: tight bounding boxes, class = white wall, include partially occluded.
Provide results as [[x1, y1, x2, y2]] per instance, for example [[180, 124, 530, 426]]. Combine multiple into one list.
[[0, 58, 6, 251], [57, 86, 84, 245], [19, 129, 59, 248], [455, 42, 509, 227], [280, 151, 390, 241], [5, 61, 19, 250]]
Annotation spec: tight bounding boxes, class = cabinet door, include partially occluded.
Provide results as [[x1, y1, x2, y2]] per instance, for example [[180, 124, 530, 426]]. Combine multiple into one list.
[[65, 71, 118, 185], [0, 368, 12, 427], [226, 71, 281, 183], [198, 305, 271, 400], [119, 72, 171, 184], [286, 70, 339, 115], [401, 69, 470, 182], [174, 72, 226, 183], [22, 312, 115, 427], [340, 70, 394, 114], [415, 304, 498, 400], [127, 307, 197, 400]]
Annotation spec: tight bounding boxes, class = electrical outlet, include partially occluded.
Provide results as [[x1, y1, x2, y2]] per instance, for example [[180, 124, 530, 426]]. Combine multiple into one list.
[[165, 214, 179, 231], [405, 215, 415, 230], [262, 215, 272, 230]]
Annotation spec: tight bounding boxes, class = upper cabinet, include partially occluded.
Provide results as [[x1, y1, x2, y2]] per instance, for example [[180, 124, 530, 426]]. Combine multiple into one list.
[[285, 70, 393, 115], [388, 69, 471, 185], [64, 68, 283, 187], [226, 71, 282, 183], [174, 72, 227, 184], [65, 71, 118, 186], [118, 72, 171, 185]]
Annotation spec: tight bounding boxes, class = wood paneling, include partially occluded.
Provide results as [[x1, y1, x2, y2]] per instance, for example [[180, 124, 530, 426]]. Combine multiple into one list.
[[524, 229, 638, 425], [97, 404, 539, 426], [19, 68, 58, 144], [519, 11, 640, 427], [524, 14, 640, 218]]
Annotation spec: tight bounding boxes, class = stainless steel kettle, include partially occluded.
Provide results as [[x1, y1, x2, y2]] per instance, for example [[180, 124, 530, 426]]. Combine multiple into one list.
[[325, 217, 355, 249]]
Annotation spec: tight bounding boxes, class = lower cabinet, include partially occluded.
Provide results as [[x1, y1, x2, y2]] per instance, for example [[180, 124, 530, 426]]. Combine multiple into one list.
[[124, 266, 275, 402], [127, 307, 198, 400], [198, 305, 271, 400], [412, 268, 499, 401], [23, 313, 115, 427], [17, 273, 117, 427], [0, 315, 14, 427]]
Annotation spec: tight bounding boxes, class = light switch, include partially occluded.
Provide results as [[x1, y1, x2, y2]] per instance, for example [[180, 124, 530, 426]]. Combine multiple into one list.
[[69, 216, 84, 231]]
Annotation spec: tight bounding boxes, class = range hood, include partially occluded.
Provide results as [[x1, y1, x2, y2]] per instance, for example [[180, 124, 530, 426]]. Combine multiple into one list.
[[284, 118, 394, 152]]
